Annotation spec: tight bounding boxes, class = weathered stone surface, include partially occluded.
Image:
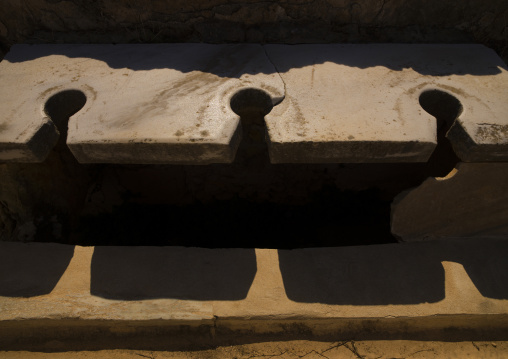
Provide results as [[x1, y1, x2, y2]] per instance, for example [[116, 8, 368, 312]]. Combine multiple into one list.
[[391, 162, 508, 241], [1, 43, 507, 164], [265, 44, 508, 163], [0, 44, 284, 163], [0, 89, 59, 162]]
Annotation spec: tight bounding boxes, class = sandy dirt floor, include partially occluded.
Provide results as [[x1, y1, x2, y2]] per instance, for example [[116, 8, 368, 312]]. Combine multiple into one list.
[[1, 340, 507, 358]]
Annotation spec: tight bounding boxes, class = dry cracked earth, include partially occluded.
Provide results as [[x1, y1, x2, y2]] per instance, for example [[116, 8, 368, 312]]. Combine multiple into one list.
[[2, 340, 507, 358]]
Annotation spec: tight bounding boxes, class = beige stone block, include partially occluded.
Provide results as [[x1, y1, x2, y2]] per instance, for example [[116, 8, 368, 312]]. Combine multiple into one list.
[[265, 44, 508, 163], [1, 44, 507, 164], [391, 162, 508, 241], [0, 44, 283, 163]]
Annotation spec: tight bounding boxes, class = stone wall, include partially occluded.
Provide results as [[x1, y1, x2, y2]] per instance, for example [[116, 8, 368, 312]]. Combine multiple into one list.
[[0, 0, 507, 61]]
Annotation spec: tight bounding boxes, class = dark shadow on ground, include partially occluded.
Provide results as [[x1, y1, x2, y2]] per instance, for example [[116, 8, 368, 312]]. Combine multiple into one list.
[[90, 246, 256, 300], [0, 242, 74, 297], [448, 238, 508, 300], [4, 43, 505, 76], [278, 238, 508, 305], [278, 241, 445, 305]]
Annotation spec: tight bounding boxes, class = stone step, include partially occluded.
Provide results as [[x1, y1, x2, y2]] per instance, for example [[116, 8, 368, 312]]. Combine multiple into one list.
[[0, 240, 507, 350], [1, 44, 507, 164]]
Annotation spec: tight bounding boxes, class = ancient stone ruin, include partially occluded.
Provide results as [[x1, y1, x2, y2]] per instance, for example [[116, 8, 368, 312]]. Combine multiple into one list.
[[0, 0, 508, 350], [0, 43, 507, 243]]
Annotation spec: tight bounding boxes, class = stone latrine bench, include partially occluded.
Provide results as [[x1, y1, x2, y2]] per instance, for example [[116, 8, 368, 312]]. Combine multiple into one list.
[[1, 43, 508, 164], [1, 44, 508, 351], [0, 43, 507, 241]]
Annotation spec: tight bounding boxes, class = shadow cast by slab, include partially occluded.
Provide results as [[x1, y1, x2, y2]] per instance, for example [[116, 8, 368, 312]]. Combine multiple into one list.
[[265, 44, 506, 76], [449, 238, 508, 300], [278, 242, 445, 305], [0, 242, 74, 297], [419, 89, 462, 177], [90, 246, 256, 300], [5, 43, 504, 76], [278, 238, 508, 305]]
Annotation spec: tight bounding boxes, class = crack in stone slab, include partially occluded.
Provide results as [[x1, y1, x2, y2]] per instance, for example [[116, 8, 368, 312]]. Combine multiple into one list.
[[262, 44, 286, 106]]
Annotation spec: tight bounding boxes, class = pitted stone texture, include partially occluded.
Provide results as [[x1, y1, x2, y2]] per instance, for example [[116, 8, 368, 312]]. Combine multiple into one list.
[[265, 44, 508, 163], [0, 44, 284, 164], [391, 162, 508, 241]]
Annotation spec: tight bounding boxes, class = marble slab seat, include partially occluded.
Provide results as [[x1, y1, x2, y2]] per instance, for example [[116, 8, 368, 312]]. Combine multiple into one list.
[[0, 44, 284, 164], [264, 44, 508, 163], [0, 43, 507, 164]]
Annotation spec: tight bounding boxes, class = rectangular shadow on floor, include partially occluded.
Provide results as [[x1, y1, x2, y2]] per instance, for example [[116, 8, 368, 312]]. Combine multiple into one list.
[[278, 241, 445, 305], [0, 242, 75, 297], [278, 238, 508, 305], [90, 246, 256, 301]]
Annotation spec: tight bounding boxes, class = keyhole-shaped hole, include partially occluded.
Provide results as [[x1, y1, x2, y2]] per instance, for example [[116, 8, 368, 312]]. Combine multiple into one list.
[[44, 89, 86, 151], [230, 88, 274, 164], [230, 88, 274, 118], [419, 90, 463, 177]]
